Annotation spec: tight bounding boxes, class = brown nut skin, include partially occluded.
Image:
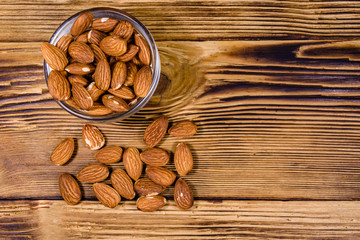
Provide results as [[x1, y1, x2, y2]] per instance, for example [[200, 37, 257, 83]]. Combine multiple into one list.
[[146, 166, 176, 187], [134, 178, 166, 196], [174, 178, 194, 210], [143, 115, 168, 148], [76, 163, 109, 183], [51, 138, 75, 166], [59, 173, 81, 205], [136, 195, 166, 212]]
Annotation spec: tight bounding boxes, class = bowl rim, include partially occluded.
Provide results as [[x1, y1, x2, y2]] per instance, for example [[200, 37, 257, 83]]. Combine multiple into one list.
[[44, 7, 161, 121]]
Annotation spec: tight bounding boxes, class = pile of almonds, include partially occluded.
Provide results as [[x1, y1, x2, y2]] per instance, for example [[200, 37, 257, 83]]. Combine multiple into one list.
[[53, 116, 197, 211], [41, 12, 153, 116]]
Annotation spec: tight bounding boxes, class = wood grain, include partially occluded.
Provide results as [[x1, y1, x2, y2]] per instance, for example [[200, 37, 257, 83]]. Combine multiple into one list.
[[0, 200, 359, 239], [1, 40, 360, 200], [2, 0, 360, 41]]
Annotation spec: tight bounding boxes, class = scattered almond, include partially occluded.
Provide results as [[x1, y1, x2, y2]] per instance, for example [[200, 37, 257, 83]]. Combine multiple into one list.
[[111, 169, 136, 200], [95, 146, 123, 164], [59, 173, 81, 205], [146, 166, 176, 187], [93, 183, 121, 208], [174, 178, 194, 210], [136, 195, 166, 212], [140, 148, 169, 166], [134, 178, 165, 196], [51, 138, 75, 165], [174, 143, 193, 176], [82, 124, 105, 150], [123, 147, 143, 181], [168, 121, 197, 138], [143, 115, 168, 148], [77, 163, 109, 183]]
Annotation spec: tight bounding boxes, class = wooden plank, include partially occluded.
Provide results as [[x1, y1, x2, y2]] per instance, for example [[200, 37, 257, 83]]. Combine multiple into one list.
[[1, 40, 360, 200], [0, 200, 359, 239], [1, 1, 360, 41]]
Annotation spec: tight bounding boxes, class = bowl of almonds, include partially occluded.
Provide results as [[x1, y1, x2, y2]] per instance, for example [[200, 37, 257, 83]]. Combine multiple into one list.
[[41, 8, 160, 120]]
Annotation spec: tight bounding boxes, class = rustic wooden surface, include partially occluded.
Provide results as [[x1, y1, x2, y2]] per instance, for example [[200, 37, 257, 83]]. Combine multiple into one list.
[[1, 0, 360, 238]]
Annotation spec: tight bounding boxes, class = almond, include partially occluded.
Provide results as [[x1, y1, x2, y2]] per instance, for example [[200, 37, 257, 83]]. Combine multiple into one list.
[[108, 86, 135, 100], [65, 63, 95, 75], [136, 195, 166, 212], [134, 33, 151, 66], [94, 58, 111, 90], [140, 148, 169, 167], [111, 169, 135, 200], [87, 82, 105, 101], [93, 183, 121, 208], [90, 43, 106, 63], [68, 42, 94, 63], [77, 163, 109, 183], [143, 115, 168, 148], [113, 20, 134, 40], [111, 61, 127, 89], [116, 44, 139, 62], [71, 12, 93, 36], [76, 31, 89, 43], [124, 62, 138, 86], [102, 94, 130, 112], [123, 147, 143, 181], [56, 34, 74, 53], [100, 36, 127, 56], [72, 83, 93, 110], [48, 70, 71, 101], [41, 42, 69, 71], [51, 138, 75, 166], [82, 124, 105, 150], [174, 178, 194, 210], [88, 29, 107, 45], [85, 102, 113, 116], [174, 143, 193, 176], [134, 66, 152, 98], [95, 146, 123, 164], [92, 17, 119, 32], [134, 178, 165, 196], [65, 98, 81, 109], [59, 173, 81, 205], [168, 121, 197, 138], [68, 75, 89, 86], [131, 55, 142, 66], [146, 166, 176, 187]]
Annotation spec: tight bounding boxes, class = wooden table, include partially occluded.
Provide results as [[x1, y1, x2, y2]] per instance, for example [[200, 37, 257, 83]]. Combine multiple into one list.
[[1, 1, 360, 239]]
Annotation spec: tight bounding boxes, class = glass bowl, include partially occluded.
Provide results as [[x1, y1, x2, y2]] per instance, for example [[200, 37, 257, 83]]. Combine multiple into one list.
[[43, 7, 160, 121]]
